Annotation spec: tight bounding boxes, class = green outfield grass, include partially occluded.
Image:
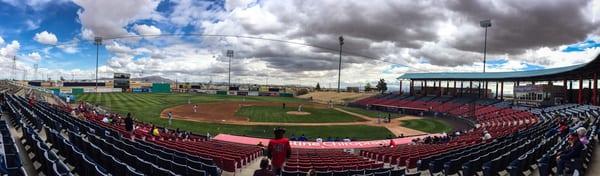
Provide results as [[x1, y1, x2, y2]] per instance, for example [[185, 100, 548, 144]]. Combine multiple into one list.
[[236, 106, 365, 123], [338, 106, 401, 118], [77, 93, 394, 140], [400, 118, 453, 133]]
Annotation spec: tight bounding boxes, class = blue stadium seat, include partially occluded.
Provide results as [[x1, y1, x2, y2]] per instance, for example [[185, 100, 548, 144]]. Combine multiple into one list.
[[187, 166, 207, 176]]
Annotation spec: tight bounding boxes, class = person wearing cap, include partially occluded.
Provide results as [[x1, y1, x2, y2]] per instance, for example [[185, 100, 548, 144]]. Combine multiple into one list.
[[253, 158, 275, 176], [556, 133, 584, 175], [482, 130, 492, 141], [267, 127, 291, 175]]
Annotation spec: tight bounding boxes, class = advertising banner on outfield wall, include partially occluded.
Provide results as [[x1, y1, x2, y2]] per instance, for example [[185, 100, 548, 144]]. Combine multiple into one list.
[[214, 134, 442, 149]]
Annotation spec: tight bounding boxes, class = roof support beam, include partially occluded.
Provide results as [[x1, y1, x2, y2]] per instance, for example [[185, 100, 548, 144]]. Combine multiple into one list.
[[579, 76, 583, 105], [460, 81, 464, 97], [570, 80, 573, 103], [495, 81, 499, 99], [484, 81, 489, 98], [589, 79, 593, 104], [453, 81, 457, 96], [563, 79, 568, 103], [594, 74, 597, 105], [500, 81, 504, 100], [399, 80, 403, 94]]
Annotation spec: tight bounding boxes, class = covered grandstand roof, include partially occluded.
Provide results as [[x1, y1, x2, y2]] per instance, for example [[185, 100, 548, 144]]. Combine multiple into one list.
[[397, 53, 600, 81]]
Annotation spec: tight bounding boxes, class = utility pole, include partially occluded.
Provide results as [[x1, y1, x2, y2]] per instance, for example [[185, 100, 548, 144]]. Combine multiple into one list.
[[12, 56, 16, 80], [337, 36, 344, 92], [34, 64, 38, 81], [226, 50, 234, 87], [94, 37, 103, 93], [480, 20, 492, 73]]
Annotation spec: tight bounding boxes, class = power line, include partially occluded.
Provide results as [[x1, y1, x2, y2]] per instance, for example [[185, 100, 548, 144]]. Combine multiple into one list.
[[11, 33, 427, 76]]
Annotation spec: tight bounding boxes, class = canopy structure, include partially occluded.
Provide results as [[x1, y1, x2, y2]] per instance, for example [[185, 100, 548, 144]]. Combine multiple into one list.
[[394, 53, 600, 105], [397, 53, 600, 81]]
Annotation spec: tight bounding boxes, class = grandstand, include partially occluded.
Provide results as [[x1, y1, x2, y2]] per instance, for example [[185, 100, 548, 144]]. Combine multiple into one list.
[[0, 55, 599, 176]]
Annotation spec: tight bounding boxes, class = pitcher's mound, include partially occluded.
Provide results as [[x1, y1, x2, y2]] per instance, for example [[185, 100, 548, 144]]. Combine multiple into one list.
[[286, 111, 311, 115]]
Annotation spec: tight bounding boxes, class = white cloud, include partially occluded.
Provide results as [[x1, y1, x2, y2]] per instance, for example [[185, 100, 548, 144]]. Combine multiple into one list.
[[132, 24, 161, 35], [0, 40, 20, 57], [26, 52, 41, 61], [1, 0, 69, 10], [58, 45, 79, 54], [25, 19, 41, 30], [68, 0, 600, 86], [0, 36, 4, 45], [73, 0, 162, 39], [33, 31, 58, 45]]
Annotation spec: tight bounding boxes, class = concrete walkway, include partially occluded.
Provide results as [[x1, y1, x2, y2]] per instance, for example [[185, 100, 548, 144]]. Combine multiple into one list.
[[586, 141, 600, 176], [2, 113, 37, 175]]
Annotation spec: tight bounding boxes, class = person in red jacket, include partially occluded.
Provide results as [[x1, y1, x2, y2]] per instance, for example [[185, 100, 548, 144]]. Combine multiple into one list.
[[267, 127, 291, 175]]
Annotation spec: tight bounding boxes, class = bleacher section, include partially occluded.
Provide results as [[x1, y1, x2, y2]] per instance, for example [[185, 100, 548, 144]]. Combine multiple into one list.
[[282, 149, 386, 175], [0, 118, 25, 175], [0, 83, 599, 176], [352, 94, 600, 175]]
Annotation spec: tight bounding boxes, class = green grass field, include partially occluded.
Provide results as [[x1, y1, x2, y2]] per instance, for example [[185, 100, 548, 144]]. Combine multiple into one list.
[[236, 106, 364, 123], [338, 106, 400, 118], [400, 118, 453, 133], [77, 93, 393, 140]]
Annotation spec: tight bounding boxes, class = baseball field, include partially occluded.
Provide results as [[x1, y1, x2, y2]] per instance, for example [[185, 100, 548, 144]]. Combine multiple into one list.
[[77, 93, 454, 140]]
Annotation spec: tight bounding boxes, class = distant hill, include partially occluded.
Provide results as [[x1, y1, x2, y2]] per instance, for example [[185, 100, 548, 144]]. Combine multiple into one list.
[[131, 76, 174, 83]]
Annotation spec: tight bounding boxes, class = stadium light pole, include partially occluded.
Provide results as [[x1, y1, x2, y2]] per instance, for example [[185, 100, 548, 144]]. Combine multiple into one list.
[[226, 50, 234, 87], [480, 20, 491, 73], [94, 37, 103, 93], [337, 36, 344, 93]]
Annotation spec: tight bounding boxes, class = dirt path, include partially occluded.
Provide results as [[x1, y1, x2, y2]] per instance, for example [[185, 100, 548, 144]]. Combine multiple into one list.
[[333, 108, 427, 136], [161, 102, 327, 123], [161, 102, 428, 136]]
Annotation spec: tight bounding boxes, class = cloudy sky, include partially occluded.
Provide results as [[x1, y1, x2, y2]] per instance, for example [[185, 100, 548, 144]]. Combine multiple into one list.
[[0, 0, 600, 89]]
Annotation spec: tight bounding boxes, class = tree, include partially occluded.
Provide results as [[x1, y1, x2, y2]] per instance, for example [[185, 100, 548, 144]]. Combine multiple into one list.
[[365, 82, 373, 91], [376, 79, 387, 94], [316, 83, 321, 91]]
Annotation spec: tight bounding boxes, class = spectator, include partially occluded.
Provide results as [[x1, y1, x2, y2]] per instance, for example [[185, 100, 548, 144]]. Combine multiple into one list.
[[102, 115, 110, 123], [267, 128, 291, 175], [556, 133, 584, 175], [148, 125, 154, 136], [152, 127, 160, 137], [576, 127, 589, 145], [316, 136, 323, 143], [124, 113, 134, 132], [175, 128, 181, 138], [307, 169, 316, 176], [326, 136, 332, 142], [290, 134, 297, 141], [253, 158, 275, 176], [298, 134, 307, 141], [559, 121, 569, 136], [482, 131, 492, 141], [389, 139, 396, 148]]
